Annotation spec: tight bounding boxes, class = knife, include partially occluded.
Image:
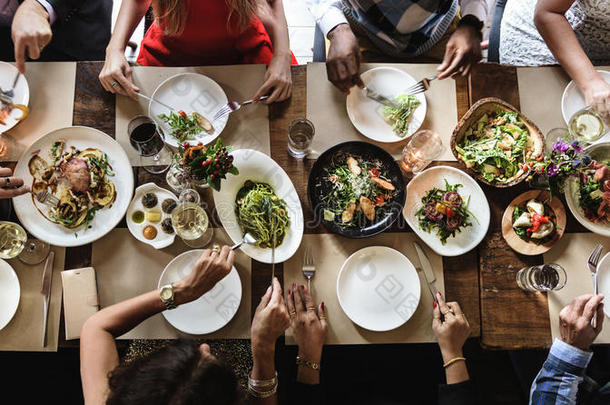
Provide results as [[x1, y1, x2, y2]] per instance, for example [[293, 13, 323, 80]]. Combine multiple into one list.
[[364, 86, 400, 108], [41, 250, 55, 347], [413, 242, 439, 304]]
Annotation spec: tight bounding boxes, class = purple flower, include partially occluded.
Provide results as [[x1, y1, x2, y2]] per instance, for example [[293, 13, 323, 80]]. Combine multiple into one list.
[[582, 155, 592, 166], [553, 141, 570, 153], [570, 140, 583, 154], [546, 163, 558, 177]]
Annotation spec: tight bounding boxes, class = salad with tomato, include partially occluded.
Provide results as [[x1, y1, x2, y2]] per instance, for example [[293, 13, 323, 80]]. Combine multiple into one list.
[[158, 110, 214, 143], [512, 199, 557, 244], [416, 180, 475, 244]]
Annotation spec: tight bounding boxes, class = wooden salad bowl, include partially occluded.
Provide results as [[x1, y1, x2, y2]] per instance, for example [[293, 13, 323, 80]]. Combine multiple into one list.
[[450, 97, 545, 188], [501, 190, 567, 256]]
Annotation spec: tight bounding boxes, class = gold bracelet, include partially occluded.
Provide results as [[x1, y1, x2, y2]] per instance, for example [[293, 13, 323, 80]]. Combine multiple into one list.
[[296, 355, 320, 370], [443, 357, 466, 368]]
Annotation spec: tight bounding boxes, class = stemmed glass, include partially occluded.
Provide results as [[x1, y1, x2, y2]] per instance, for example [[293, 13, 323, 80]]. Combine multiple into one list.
[[171, 189, 214, 248], [127, 115, 172, 174], [400, 129, 443, 175], [0, 221, 49, 264]]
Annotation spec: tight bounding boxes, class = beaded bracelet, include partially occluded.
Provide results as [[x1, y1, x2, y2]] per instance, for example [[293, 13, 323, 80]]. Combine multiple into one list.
[[296, 355, 320, 370]]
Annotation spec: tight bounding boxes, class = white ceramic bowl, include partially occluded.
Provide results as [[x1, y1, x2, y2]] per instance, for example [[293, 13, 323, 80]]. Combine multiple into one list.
[[337, 246, 421, 331], [597, 252, 610, 319], [0, 61, 29, 134], [403, 166, 491, 257], [346, 67, 426, 143], [0, 259, 20, 330], [212, 149, 304, 263]]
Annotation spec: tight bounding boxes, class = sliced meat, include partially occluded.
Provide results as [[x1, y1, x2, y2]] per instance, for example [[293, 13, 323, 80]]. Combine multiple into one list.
[[446, 215, 462, 231], [442, 191, 462, 208], [594, 165, 608, 182], [347, 156, 361, 176], [424, 200, 443, 221], [604, 180, 610, 193], [341, 200, 357, 223], [359, 196, 375, 221], [60, 158, 90, 193], [371, 176, 395, 191]]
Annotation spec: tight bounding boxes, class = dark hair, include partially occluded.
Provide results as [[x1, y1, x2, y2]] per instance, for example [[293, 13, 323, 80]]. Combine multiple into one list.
[[106, 339, 244, 405]]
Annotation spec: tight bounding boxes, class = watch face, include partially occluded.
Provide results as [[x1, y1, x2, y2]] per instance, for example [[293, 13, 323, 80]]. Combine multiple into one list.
[[161, 287, 173, 300]]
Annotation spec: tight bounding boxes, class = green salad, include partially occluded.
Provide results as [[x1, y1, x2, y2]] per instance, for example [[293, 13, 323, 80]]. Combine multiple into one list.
[[382, 94, 421, 137], [455, 110, 532, 183], [415, 180, 476, 245], [158, 110, 213, 143]]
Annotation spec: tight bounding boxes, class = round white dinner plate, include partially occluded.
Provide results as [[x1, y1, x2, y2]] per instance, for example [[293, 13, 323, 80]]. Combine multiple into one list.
[[337, 246, 421, 331], [0, 258, 20, 330], [346, 67, 427, 143], [12, 126, 134, 247], [149, 73, 228, 148], [564, 142, 610, 237], [0, 61, 29, 134], [403, 166, 491, 257], [561, 70, 610, 145], [596, 252, 610, 319], [158, 250, 241, 334], [212, 149, 304, 263]]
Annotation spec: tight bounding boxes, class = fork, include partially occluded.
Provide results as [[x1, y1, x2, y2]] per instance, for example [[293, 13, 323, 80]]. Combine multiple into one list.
[[0, 70, 20, 99], [302, 247, 315, 291], [587, 243, 603, 328], [34, 191, 59, 207], [404, 74, 438, 96], [212, 95, 269, 121]]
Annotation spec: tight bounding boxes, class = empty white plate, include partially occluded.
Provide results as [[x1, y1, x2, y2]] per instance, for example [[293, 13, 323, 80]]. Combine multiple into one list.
[[0, 259, 20, 330], [346, 67, 426, 143], [158, 250, 242, 335], [337, 246, 420, 331], [0, 61, 29, 134], [403, 166, 491, 257], [149, 72, 228, 148], [596, 252, 610, 319]]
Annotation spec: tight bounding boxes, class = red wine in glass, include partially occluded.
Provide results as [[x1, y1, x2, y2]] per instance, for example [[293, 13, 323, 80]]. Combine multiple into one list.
[[128, 117, 165, 157]]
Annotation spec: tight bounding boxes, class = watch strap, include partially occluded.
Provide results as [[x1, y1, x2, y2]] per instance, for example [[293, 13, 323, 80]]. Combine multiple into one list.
[[160, 284, 177, 310]]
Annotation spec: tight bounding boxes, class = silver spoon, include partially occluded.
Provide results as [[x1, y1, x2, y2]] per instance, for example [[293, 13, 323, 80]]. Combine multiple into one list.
[[231, 233, 257, 250]]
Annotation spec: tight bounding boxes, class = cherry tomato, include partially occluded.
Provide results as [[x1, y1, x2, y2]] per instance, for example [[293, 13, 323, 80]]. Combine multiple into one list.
[[368, 168, 380, 178], [178, 110, 187, 118], [536, 155, 544, 162], [445, 206, 455, 219]]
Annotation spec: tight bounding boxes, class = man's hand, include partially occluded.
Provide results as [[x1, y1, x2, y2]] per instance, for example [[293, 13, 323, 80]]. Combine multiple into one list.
[[11, 0, 52, 74], [0, 167, 30, 199], [326, 24, 364, 94], [437, 25, 482, 79], [559, 294, 604, 351]]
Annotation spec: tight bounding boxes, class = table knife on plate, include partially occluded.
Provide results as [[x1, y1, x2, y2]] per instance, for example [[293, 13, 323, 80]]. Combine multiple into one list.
[[413, 242, 439, 304], [41, 250, 55, 347], [364, 86, 399, 108]]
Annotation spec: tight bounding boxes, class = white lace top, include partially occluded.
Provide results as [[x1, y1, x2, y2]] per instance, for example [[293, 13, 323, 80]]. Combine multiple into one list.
[[499, 0, 610, 66]]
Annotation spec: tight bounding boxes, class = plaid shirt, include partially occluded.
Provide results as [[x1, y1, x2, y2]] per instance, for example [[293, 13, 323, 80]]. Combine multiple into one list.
[[530, 339, 610, 405]]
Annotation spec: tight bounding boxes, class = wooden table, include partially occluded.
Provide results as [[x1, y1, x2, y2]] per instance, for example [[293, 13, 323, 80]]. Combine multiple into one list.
[[11, 61, 593, 350]]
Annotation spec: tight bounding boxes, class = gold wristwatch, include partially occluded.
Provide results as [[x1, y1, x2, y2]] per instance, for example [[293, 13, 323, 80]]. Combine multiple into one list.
[[160, 284, 177, 310]]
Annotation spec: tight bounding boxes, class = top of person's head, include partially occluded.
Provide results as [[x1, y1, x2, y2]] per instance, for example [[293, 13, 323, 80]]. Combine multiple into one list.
[[106, 339, 244, 405]]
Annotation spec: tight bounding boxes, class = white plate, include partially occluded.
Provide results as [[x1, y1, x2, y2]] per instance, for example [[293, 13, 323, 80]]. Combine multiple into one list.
[[564, 142, 610, 237], [149, 73, 228, 148], [346, 67, 426, 143], [0, 259, 20, 330], [158, 250, 241, 335], [12, 126, 134, 247], [126, 183, 178, 249], [336, 246, 420, 331], [212, 149, 304, 263], [561, 70, 610, 145], [403, 166, 491, 257], [0, 61, 29, 134], [597, 252, 610, 319]]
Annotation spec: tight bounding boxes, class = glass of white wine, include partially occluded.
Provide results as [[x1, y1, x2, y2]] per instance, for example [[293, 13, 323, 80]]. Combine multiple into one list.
[[568, 104, 608, 144], [171, 189, 213, 248], [0, 221, 27, 259]]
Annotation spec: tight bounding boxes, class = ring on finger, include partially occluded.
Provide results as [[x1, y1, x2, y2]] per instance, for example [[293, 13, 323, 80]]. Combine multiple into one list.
[[306, 306, 316, 312], [319, 315, 327, 320], [110, 81, 119, 88], [3, 177, 10, 186], [442, 308, 455, 315], [211, 245, 220, 254], [289, 311, 296, 318]]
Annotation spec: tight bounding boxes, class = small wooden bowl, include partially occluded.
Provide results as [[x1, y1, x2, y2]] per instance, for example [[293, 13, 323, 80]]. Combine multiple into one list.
[[501, 190, 567, 255], [451, 97, 545, 188]]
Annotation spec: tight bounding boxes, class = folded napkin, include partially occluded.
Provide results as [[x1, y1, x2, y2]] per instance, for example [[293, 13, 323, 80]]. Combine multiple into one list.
[[61, 267, 99, 340]]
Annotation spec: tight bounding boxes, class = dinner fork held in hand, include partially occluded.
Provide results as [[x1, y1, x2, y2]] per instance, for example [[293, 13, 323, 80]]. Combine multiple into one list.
[[212, 95, 269, 121], [404, 74, 438, 96], [587, 243, 603, 328], [302, 247, 315, 291], [34, 191, 59, 207]]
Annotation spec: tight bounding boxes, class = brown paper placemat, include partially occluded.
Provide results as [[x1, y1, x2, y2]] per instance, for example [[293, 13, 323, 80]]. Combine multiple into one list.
[[306, 63, 457, 161], [517, 66, 610, 136], [0, 246, 65, 352], [91, 228, 251, 339], [2, 62, 76, 161], [115, 65, 270, 165], [284, 233, 445, 345], [543, 233, 610, 344]]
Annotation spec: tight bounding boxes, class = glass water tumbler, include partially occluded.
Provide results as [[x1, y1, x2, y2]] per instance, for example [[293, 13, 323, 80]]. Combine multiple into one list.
[[516, 263, 567, 292]]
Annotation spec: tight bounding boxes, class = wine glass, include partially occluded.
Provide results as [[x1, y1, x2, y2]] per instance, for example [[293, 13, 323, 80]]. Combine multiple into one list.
[[400, 129, 443, 175], [18, 237, 50, 265], [127, 115, 172, 174], [171, 189, 213, 248]]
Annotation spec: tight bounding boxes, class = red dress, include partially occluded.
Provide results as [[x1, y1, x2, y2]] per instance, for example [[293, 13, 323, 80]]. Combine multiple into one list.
[[137, 0, 297, 66]]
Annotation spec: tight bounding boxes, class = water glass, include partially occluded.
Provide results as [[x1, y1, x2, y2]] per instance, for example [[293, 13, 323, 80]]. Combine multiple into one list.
[[288, 118, 315, 158], [516, 263, 567, 292], [400, 129, 443, 175], [127, 115, 172, 174]]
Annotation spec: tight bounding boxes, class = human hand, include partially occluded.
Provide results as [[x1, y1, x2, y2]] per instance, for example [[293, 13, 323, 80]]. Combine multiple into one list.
[[251, 277, 291, 354], [326, 24, 364, 94], [559, 294, 604, 351], [285, 283, 327, 363], [437, 26, 482, 79], [253, 52, 292, 104], [173, 246, 235, 304], [99, 48, 140, 100], [432, 292, 471, 362], [0, 167, 30, 199], [11, 0, 52, 74], [581, 77, 610, 119]]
